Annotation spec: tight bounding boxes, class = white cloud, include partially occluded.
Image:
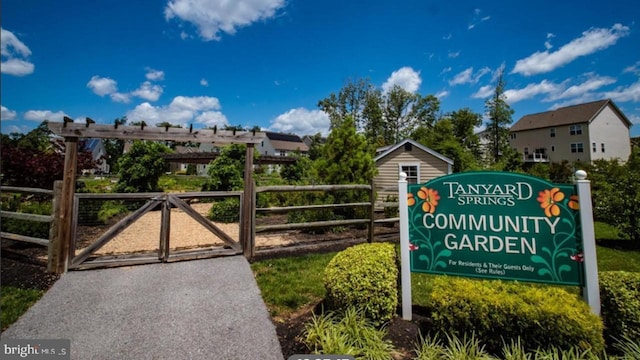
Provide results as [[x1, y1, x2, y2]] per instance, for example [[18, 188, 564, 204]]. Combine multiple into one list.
[[382, 67, 422, 93], [165, 0, 286, 41], [145, 68, 165, 81], [1, 105, 17, 120], [110, 92, 131, 103], [544, 33, 556, 50], [602, 80, 640, 102], [512, 24, 630, 76], [627, 113, 640, 125], [87, 75, 118, 96], [24, 110, 68, 122], [200, 78, 209, 86], [449, 67, 491, 86], [435, 90, 449, 99], [548, 74, 616, 101], [448, 51, 460, 58], [131, 81, 163, 102], [195, 111, 228, 127], [268, 108, 330, 136], [468, 9, 490, 30], [503, 80, 560, 103], [442, 33, 452, 40], [126, 95, 224, 127], [472, 85, 494, 99], [624, 61, 640, 75], [1, 28, 35, 76]]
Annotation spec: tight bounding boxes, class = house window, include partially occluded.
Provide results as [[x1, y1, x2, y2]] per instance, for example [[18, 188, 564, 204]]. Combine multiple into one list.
[[592, 142, 597, 152], [551, 146, 555, 152], [400, 165, 419, 184], [524, 147, 529, 155], [550, 128, 556, 138], [279, 150, 286, 156], [571, 143, 584, 153], [569, 125, 582, 135], [509, 133, 516, 140], [601, 143, 605, 153]]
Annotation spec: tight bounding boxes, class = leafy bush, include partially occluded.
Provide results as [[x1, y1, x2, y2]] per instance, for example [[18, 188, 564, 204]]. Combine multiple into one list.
[[97, 201, 130, 223], [599, 271, 640, 348], [323, 243, 398, 326], [0, 199, 51, 239], [114, 140, 171, 193], [207, 197, 240, 223], [303, 307, 396, 359], [427, 277, 604, 355]]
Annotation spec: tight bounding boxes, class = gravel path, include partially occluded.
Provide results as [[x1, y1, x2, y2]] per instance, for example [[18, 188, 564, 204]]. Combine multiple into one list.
[[76, 203, 295, 256]]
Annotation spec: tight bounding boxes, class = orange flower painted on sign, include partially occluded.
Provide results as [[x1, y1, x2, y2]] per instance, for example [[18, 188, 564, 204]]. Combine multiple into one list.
[[537, 187, 565, 217], [417, 187, 440, 214], [407, 193, 415, 206], [568, 195, 579, 210]]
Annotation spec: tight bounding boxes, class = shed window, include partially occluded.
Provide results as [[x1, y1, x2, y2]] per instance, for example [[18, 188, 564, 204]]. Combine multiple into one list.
[[401, 165, 418, 184]]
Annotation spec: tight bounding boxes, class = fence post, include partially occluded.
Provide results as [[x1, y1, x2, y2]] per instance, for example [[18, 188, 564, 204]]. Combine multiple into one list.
[[575, 170, 600, 315], [47, 181, 63, 273], [54, 137, 78, 273], [241, 143, 255, 259], [398, 172, 412, 320], [368, 180, 375, 243]]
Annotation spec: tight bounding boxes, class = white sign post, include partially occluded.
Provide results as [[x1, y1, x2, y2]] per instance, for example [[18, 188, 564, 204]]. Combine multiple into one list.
[[575, 170, 600, 315], [398, 172, 412, 320]]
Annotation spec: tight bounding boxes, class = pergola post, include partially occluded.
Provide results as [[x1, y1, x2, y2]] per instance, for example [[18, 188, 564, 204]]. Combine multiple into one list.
[[241, 143, 255, 259], [55, 137, 78, 273]]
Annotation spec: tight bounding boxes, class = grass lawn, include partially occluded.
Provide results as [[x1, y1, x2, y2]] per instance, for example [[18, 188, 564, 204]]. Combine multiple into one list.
[[1, 286, 44, 331], [77, 174, 206, 193], [253, 242, 640, 318]]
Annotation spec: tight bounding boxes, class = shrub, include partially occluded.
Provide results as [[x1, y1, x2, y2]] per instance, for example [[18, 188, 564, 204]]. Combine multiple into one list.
[[207, 197, 240, 223], [97, 201, 130, 223], [427, 277, 604, 355], [599, 271, 640, 348], [323, 243, 398, 326], [0, 199, 51, 239], [303, 307, 396, 359]]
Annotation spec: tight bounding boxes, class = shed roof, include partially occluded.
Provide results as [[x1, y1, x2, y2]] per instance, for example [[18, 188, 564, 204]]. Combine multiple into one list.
[[510, 99, 632, 132], [374, 139, 454, 165]]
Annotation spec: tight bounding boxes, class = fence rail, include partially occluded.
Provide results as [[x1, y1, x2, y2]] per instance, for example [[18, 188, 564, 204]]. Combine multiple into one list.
[[0, 186, 56, 247]]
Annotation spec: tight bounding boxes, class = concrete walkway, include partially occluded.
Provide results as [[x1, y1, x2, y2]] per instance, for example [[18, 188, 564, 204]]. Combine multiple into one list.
[[2, 256, 284, 360]]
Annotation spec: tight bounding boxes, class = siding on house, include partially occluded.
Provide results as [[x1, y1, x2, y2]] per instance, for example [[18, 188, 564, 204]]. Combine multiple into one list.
[[509, 99, 632, 164], [374, 140, 452, 204]]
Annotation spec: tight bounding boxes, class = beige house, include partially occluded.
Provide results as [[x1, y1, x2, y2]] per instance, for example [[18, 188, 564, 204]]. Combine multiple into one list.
[[374, 139, 453, 202], [509, 99, 632, 164]]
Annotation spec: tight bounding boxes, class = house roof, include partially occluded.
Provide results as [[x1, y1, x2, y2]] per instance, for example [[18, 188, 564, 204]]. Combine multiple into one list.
[[510, 99, 632, 132], [374, 139, 454, 165], [265, 132, 309, 152]]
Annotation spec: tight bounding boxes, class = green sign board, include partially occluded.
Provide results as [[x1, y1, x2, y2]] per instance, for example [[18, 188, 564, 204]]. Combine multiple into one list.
[[408, 171, 584, 286]]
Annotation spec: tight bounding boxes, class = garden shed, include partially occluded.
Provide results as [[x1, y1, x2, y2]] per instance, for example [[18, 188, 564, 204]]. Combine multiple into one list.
[[374, 139, 453, 203]]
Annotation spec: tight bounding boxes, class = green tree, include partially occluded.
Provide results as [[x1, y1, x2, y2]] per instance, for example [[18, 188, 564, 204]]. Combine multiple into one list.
[[383, 85, 440, 145], [448, 108, 483, 158], [280, 154, 312, 183], [413, 120, 478, 172], [202, 144, 256, 191], [313, 116, 377, 185], [484, 70, 515, 165], [318, 78, 373, 130], [114, 141, 171, 193]]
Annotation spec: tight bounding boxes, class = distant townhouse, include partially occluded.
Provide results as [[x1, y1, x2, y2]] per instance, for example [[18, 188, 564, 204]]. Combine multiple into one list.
[[509, 99, 632, 164], [257, 132, 309, 156]]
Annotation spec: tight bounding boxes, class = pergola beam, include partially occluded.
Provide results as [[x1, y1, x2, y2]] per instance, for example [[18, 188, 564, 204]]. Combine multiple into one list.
[[48, 122, 265, 144]]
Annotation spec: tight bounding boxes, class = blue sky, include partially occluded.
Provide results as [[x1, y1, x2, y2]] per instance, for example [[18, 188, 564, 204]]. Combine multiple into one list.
[[2, 0, 639, 137]]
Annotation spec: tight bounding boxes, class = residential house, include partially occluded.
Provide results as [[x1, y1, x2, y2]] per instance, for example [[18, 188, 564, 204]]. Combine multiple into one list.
[[374, 139, 453, 203], [258, 132, 309, 157], [82, 138, 110, 174], [509, 99, 632, 164]]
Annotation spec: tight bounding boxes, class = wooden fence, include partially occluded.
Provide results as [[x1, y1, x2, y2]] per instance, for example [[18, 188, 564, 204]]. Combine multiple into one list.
[[0, 182, 62, 271]]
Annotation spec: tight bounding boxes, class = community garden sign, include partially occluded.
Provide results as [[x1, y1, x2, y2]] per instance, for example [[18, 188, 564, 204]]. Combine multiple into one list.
[[408, 172, 583, 285], [398, 171, 600, 320]]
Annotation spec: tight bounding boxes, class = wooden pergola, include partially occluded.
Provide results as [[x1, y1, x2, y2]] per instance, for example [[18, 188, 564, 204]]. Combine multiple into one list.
[[47, 121, 265, 272]]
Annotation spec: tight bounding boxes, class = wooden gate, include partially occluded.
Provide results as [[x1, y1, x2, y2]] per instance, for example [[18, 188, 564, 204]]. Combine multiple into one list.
[[68, 191, 243, 270]]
